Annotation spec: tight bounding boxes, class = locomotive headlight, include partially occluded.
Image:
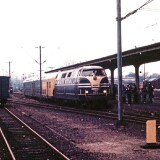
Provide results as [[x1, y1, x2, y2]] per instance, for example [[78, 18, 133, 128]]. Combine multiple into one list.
[[85, 90, 88, 94], [103, 90, 107, 94]]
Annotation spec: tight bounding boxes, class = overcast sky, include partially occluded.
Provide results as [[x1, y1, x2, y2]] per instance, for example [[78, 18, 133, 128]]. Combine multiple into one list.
[[0, 0, 160, 78]]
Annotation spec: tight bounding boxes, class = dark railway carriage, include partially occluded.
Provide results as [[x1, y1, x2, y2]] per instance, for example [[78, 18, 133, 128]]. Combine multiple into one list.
[[23, 78, 42, 98], [149, 78, 160, 89], [0, 76, 10, 106], [54, 66, 111, 103], [23, 78, 36, 97]]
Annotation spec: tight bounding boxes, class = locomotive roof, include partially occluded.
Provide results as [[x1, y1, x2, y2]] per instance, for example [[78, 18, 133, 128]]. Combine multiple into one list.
[[79, 66, 103, 70], [46, 65, 104, 74], [55, 66, 105, 79], [55, 66, 104, 75]]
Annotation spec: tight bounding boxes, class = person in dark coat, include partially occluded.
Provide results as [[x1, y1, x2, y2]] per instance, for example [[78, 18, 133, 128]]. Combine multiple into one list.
[[126, 84, 132, 105], [122, 85, 126, 103], [112, 84, 117, 100], [142, 84, 147, 103], [132, 84, 138, 104], [148, 83, 154, 103]]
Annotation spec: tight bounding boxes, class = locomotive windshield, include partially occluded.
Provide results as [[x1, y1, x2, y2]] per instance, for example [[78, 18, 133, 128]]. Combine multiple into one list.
[[81, 69, 106, 76]]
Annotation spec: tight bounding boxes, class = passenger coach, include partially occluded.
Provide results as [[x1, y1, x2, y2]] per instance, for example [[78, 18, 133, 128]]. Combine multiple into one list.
[[23, 77, 56, 99]]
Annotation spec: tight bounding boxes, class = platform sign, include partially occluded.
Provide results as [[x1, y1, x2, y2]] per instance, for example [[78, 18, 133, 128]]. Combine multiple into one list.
[[146, 120, 156, 144]]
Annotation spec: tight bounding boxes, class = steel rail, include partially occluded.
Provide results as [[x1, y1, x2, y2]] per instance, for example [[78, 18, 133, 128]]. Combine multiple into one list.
[[0, 127, 16, 160], [5, 107, 70, 160], [9, 99, 160, 125]]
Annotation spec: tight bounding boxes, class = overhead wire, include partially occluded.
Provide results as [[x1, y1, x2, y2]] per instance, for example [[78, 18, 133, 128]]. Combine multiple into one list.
[[141, 8, 160, 12], [121, 0, 155, 20], [21, 47, 38, 63]]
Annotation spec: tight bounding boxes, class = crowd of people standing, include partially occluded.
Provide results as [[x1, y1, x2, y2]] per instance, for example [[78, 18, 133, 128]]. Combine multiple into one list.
[[113, 82, 154, 105]]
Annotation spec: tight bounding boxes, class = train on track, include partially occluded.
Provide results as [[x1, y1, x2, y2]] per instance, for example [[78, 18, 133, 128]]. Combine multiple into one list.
[[23, 66, 111, 107], [0, 76, 10, 107], [147, 78, 160, 89]]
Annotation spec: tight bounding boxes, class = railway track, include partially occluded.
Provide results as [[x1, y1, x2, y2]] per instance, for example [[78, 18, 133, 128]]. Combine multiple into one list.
[[9, 98, 160, 126], [5, 93, 160, 159], [0, 107, 70, 160], [0, 127, 14, 159]]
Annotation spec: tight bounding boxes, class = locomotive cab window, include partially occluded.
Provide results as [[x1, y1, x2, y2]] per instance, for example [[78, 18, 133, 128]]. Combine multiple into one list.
[[81, 69, 106, 76], [94, 70, 106, 76]]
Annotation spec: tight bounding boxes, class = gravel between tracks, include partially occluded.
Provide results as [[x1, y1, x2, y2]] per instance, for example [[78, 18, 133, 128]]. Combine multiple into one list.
[[7, 101, 160, 160]]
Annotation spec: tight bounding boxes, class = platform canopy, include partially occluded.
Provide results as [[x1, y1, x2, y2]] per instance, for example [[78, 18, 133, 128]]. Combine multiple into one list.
[[45, 42, 160, 73]]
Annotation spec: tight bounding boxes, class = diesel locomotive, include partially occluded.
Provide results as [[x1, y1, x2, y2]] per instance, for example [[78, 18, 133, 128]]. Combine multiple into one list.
[[23, 66, 111, 106]]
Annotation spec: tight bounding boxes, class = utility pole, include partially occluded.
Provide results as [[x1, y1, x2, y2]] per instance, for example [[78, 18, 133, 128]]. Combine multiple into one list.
[[116, 0, 153, 123], [8, 61, 12, 77], [8, 61, 12, 89], [116, 0, 123, 123], [35, 46, 45, 98], [40, 46, 42, 98]]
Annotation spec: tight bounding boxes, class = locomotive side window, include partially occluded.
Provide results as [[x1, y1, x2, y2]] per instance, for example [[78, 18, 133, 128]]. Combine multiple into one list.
[[55, 74, 58, 79], [61, 73, 67, 78], [67, 72, 72, 77]]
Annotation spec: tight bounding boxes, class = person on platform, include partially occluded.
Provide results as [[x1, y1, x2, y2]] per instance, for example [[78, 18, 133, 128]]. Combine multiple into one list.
[[132, 83, 138, 104], [148, 83, 154, 103], [126, 84, 132, 105], [142, 84, 147, 103]]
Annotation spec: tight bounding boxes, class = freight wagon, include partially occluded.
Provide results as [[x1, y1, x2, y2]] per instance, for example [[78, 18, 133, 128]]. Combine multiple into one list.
[[0, 76, 10, 107]]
